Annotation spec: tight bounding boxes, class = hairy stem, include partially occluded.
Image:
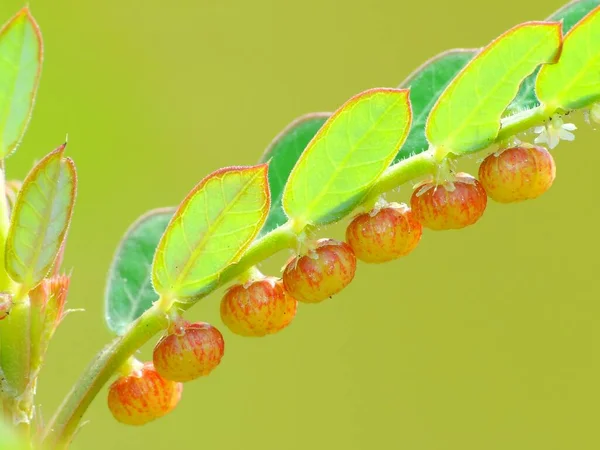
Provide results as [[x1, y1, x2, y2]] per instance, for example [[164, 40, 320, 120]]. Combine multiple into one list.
[[41, 222, 298, 449], [43, 101, 562, 449]]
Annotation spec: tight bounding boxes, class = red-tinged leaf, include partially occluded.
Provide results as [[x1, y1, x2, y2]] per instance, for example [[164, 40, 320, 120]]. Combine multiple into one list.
[[5, 144, 76, 289], [152, 165, 270, 299], [426, 22, 562, 155], [0, 7, 43, 158]]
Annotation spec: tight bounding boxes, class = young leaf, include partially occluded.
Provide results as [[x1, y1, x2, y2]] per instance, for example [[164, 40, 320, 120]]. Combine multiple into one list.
[[152, 165, 270, 299], [283, 88, 411, 226], [5, 144, 76, 290], [105, 208, 174, 335], [395, 48, 477, 163], [536, 5, 600, 110], [258, 113, 330, 237], [0, 7, 43, 158], [506, 0, 600, 115], [425, 22, 561, 155]]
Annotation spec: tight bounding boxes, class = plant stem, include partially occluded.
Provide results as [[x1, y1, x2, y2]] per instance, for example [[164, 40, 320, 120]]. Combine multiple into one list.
[[364, 150, 437, 204], [41, 222, 298, 449], [497, 105, 550, 142], [42, 102, 560, 449], [41, 305, 168, 449]]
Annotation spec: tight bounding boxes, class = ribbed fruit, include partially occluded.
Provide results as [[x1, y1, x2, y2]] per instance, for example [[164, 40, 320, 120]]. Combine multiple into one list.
[[346, 203, 422, 263], [153, 322, 224, 382], [107, 362, 182, 426], [478, 145, 556, 203], [282, 238, 356, 303], [221, 277, 297, 337], [410, 173, 487, 230]]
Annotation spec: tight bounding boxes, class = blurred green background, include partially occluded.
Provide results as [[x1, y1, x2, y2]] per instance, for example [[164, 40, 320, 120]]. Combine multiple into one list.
[[1, 0, 599, 449]]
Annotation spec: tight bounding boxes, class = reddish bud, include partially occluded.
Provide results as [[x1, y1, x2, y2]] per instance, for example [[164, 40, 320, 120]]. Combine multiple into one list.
[[283, 238, 356, 304], [108, 362, 182, 426], [221, 277, 297, 337], [346, 203, 422, 263], [478, 145, 556, 203], [153, 322, 225, 382], [410, 173, 487, 230], [29, 274, 70, 333]]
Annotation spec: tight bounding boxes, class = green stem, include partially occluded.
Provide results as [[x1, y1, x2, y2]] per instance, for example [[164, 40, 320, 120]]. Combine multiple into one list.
[[41, 305, 169, 449], [42, 102, 561, 449], [41, 222, 298, 449], [497, 105, 551, 142], [364, 150, 437, 204]]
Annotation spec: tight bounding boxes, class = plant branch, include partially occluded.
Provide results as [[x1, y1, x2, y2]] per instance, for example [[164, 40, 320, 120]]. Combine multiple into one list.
[[42, 101, 562, 449], [41, 222, 298, 449]]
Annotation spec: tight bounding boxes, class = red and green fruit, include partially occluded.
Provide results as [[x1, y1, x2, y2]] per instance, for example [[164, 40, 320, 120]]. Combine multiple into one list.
[[153, 322, 225, 382], [107, 362, 182, 426], [220, 277, 297, 337], [283, 238, 356, 303], [345, 203, 422, 263], [478, 145, 556, 203], [410, 173, 487, 230]]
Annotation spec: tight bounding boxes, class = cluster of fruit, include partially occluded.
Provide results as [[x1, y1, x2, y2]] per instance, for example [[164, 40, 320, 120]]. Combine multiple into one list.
[[107, 144, 556, 425]]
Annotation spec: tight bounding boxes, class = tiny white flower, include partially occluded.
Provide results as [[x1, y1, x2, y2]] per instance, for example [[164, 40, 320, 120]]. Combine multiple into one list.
[[533, 115, 577, 149]]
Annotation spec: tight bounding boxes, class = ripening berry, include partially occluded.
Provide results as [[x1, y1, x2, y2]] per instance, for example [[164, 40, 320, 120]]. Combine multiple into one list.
[[107, 362, 182, 426], [283, 238, 356, 303], [478, 145, 556, 203], [410, 173, 487, 230], [345, 203, 422, 263], [220, 278, 297, 337], [153, 322, 225, 382]]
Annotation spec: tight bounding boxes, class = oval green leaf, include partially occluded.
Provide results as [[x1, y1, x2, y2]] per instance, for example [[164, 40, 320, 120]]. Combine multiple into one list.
[[395, 48, 477, 163], [506, 0, 600, 115], [536, 5, 600, 110], [425, 22, 561, 155], [0, 7, 43, 158], [105, 208, 174, 335], [258, 113, 330, 237], [152, 165, 270, 299], [283, 88, 412, 226], [5, 144, 76, 289]]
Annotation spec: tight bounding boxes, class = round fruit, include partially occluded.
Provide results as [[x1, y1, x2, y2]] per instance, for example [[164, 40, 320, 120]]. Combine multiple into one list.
[[107, 362, 182, 426], [410, 173, 487, 230], [153, 322, 225, 382], [220, 277, 297, 337], [282, 238, 356, 303], [478, 145, 556, 203], [345, 203, 422, 263]]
